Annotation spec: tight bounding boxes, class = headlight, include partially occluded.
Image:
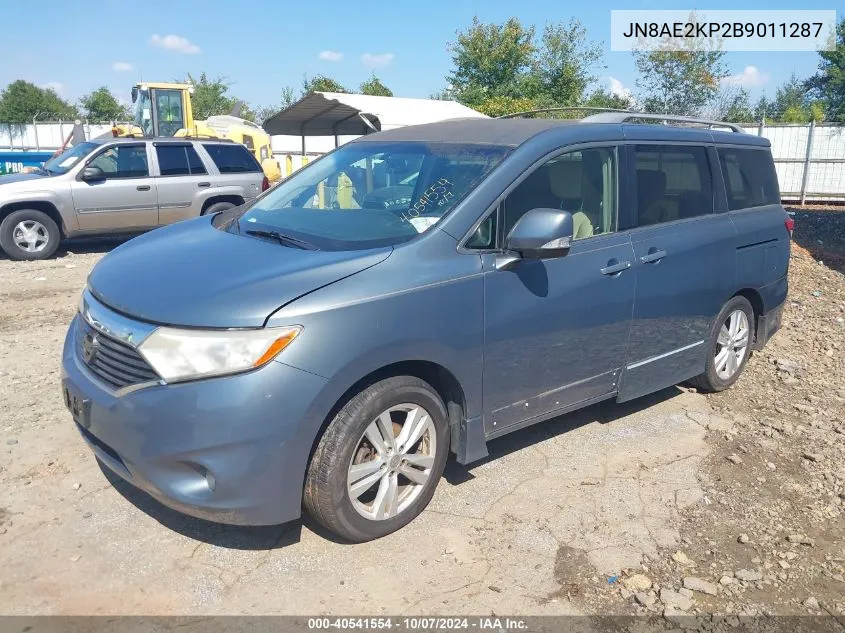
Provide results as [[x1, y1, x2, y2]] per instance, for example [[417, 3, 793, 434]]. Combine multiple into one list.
[[137, 326, 301, 382]]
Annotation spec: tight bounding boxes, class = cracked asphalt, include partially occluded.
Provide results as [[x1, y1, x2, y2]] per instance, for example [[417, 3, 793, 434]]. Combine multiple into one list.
[[0, 240, 727, 615]]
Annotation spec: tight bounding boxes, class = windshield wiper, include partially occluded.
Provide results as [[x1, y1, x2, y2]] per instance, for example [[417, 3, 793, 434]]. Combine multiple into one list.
[[245, 229, 319, 250]]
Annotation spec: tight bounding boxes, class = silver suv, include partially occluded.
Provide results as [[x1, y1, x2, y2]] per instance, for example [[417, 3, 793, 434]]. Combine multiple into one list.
[[0, 138, 268, 260]]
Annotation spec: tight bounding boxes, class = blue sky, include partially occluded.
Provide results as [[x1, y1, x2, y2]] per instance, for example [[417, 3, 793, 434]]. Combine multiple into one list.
[[1, 0, 833, 110]]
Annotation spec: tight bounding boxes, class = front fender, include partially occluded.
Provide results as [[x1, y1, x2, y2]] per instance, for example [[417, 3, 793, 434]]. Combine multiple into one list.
[[0, 187, 78, 233]]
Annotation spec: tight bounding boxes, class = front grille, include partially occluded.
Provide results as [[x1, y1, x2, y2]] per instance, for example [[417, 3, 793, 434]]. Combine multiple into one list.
[[76, 318, 160, 389]]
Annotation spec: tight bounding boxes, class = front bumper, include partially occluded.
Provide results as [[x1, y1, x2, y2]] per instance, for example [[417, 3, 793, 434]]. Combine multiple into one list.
[[61, 314, 328, 525]]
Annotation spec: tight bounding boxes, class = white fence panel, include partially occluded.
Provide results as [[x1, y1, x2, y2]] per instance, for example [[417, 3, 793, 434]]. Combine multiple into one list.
[[0, 122, 114, 151]]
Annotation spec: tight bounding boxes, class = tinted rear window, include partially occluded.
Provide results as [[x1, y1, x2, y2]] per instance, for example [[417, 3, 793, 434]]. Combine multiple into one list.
[[717, 148, 780, 210], [203, 143, 261, 173], [634, 145, 713, 225], [156, 145, 207, 176]]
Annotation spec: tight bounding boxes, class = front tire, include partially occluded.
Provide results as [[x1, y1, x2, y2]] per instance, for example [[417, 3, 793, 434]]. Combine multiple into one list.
[[689, 296, 754, 393], [0, 209, 61, 260], [201, 201, 236, 216], [304, 376, 449, 542]]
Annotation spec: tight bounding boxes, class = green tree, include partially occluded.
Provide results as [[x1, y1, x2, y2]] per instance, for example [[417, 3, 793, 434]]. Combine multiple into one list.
[[633, 14, 727, 116], [583, 88, 633, 110], [281, 86, 296, 107], [79, 86, 130, 121], [0, 80, 78, 123], [475, 96, 543, 117], [770, 73, 806, 120], [446, 16, 605, 111], [359, 75, 393, 97], [753, 96, 771, 121], [534, 20, 603, 106], [447, 17, 536, 108], [180, 72, 239, 120], [302, 75, 348, 94], [806, 18, 845, 121], [768, 73, 825, 122], [722, 89, 755, 123]]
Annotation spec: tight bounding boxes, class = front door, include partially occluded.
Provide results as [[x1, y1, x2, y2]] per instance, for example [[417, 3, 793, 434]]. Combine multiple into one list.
[[71, 143, 158, 231], [482, 146, 636, 435], [619, 144, 736, 401]]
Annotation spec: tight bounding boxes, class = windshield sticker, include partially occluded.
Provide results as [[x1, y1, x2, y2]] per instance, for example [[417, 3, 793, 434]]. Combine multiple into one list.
[[399, 178, 453, 224], [59, 156, 79, 168], [408, 217, 439, 233]]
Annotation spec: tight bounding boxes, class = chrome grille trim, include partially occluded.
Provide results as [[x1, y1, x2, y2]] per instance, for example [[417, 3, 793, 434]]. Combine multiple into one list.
[[75, 290, 164, 395], [76, 318, 161, 390]]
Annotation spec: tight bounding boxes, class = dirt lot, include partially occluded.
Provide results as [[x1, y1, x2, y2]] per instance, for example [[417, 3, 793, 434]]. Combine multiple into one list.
[[0, 211, 843, 619]]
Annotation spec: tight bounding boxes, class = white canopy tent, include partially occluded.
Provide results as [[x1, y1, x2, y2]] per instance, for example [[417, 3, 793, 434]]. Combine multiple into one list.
[[263, 92, 486, 156]]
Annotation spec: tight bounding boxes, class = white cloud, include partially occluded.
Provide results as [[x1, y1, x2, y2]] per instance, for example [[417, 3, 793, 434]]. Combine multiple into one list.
[[40, 82, 63, 94], [722, 66, 769, 88], [361, 52, 395, 68], [608, 76, 633, 101], [112, 62, 134, 72], [318, 50, 343, 62], [150, 33, 201, 55]]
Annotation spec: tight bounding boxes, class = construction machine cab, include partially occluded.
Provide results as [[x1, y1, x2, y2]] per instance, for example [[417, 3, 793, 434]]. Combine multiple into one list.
[[131, 83, 195, 138]]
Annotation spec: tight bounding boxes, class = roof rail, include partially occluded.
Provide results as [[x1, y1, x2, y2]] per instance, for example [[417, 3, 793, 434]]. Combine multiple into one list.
[[581, 111, 742, 133], [497, 106, 631, 119]]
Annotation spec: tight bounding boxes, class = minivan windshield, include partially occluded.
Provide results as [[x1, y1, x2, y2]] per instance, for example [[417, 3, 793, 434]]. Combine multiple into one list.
[[42, 142, 98, 175], [231, 141, 510, 250]]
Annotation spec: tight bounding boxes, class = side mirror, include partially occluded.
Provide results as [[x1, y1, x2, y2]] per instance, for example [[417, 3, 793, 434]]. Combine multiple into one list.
[[505, 208, 574, 260], [80, 166, 105, 182]]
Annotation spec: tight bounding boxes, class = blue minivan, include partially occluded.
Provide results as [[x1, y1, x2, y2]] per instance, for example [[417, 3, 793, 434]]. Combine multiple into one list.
[[61, 113, 791, 541]]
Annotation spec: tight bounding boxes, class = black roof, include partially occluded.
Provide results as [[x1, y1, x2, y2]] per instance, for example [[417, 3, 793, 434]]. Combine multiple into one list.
[[355, 118, 577, 146], [353, 118, 770, 148]]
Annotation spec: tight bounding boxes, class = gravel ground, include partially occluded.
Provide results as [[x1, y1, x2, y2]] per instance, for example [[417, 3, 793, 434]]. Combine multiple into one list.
[[576, 210, 845, 621], [0, 213, 842, 621]]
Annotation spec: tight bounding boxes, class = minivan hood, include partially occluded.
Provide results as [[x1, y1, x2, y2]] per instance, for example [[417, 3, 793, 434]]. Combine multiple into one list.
[[88, 217, 392, 328]]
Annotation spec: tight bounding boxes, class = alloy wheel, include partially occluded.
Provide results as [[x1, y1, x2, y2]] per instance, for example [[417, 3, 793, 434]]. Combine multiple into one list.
[[12, 220, 49, 253], [714, 309, 750, 380], [347, 403, 437, 520]]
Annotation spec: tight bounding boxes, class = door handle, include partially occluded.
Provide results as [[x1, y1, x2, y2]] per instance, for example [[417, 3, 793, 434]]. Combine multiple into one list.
[[136, 185, 151, 191], [640, 248, 667, 264], [600, 259, 631, 276], [198, 182, 210, 188]]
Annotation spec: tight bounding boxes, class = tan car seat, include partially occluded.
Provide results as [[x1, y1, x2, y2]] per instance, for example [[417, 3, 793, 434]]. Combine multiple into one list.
[[548, 160, 593, 240]]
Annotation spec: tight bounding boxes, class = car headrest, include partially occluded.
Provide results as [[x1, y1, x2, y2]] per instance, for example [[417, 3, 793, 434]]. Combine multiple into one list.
[[548, 159, 582, 199]]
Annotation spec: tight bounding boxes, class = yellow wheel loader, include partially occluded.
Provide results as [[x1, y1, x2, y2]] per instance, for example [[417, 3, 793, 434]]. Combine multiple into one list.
[[112, 82, 281, 182]]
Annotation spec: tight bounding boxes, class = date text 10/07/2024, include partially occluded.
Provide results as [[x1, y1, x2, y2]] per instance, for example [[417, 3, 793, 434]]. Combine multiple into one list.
[[307, 617, 528, 631]]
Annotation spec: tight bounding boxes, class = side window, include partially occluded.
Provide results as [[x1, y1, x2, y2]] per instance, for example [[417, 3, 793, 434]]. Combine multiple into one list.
[[718, 148, 780, 210], [155, 145, 190, 176], [635, 145, 713, 226], [185, 145, 207, 175], [502, 147, 617, 242], [464, 208, 498, 250], [202, 143, 261, 174], [242, 134, 255, 150], [155, 145, 208, 176], [89, 145, 148, 179]]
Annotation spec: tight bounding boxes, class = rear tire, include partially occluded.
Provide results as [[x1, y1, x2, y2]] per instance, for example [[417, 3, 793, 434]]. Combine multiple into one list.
[[689, 296, 754, 393], [303, 376, 449, 542], [201, 201, 236, 216], [0, 209, 61, 261]]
